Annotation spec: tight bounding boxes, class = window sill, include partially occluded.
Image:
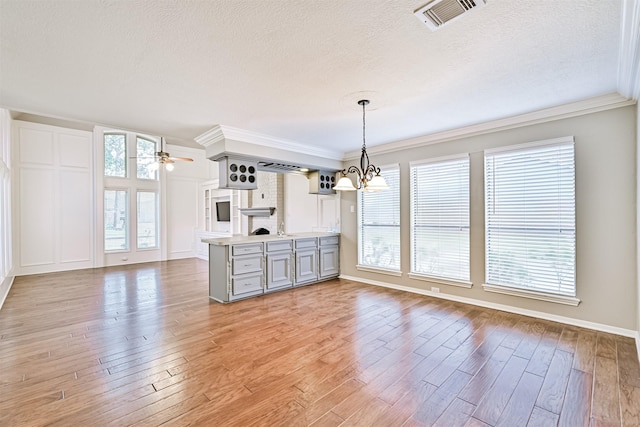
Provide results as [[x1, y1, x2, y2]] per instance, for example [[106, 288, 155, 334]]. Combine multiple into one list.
[[482, 283, 580, 306], [408, 273, 472, 289], [356, 265, 403, 277]]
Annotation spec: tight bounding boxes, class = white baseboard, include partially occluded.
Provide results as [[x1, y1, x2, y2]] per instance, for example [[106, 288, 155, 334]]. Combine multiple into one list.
[[637, 331, 640, 365], [339, 274, 637, 339], [168, 251, 197, 260], [0, 275, 15, 311]]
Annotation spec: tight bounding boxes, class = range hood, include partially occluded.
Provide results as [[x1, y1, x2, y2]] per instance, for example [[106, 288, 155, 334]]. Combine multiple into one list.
[[195, 125, 343, 191]]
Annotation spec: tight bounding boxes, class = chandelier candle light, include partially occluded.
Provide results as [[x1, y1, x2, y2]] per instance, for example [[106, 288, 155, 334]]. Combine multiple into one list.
[[333, 100, 388, 192]]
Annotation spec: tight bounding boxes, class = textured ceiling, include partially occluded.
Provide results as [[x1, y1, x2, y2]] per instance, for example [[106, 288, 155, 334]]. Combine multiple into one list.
[[0, 0, 624, 153]]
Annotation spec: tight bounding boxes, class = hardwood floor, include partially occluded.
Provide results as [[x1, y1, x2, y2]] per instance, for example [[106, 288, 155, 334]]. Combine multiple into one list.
[[0, 258, 638, 426]]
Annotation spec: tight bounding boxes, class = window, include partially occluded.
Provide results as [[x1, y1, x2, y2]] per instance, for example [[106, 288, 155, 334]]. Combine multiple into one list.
[[137, 191, 158, 248], [484, 137, 576, 298], [104, 190, 129, 251], [104, 133, 126, 177], [358, 166, 400, 272], [410, 155, 470, 283], [136, 137, 157, 180], [102, 131, 160, 259]]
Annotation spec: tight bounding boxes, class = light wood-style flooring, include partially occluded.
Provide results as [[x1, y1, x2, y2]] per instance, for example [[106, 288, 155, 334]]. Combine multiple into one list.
[[0, 258, 638, 426]]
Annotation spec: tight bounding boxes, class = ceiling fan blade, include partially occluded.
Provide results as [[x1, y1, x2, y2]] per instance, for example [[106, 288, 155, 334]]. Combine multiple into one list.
[[165, 158, 175, 164], [169, 156, 194, 162]]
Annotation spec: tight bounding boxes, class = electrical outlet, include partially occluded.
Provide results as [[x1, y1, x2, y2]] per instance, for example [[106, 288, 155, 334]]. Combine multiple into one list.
[[350, 205, 355, 213], [431, 287, 440, 293]]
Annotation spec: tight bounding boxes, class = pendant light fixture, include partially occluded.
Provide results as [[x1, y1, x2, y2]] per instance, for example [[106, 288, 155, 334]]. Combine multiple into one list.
[[333, 100, 388, 192]]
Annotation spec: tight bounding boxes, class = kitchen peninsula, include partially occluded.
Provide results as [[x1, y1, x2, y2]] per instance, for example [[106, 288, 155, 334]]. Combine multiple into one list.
[[203, 232, 340, 303]]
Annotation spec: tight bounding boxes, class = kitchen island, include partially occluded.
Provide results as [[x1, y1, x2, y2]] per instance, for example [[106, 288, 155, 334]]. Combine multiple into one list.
[[202, 232, 340, 303]]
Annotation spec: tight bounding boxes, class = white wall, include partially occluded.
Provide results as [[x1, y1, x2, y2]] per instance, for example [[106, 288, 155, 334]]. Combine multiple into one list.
[[284, 173, 340, 233], [13, 121, 94, 275], [165, 144, 215, 259], [340, 105, 638, 332], [0, 109, 14, 309]]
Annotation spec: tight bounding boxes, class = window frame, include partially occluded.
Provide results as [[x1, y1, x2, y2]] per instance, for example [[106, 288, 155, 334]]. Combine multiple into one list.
[[136, 190, 159, 250], [483, 136, 579, 306], [104, 188, 130, 253], [409, 153, 471, 288], [356, 164, 402, 276]]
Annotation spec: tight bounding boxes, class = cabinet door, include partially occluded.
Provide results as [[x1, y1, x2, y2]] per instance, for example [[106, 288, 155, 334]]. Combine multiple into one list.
[[295, 249, 318, 285], [319, 246, 340, 278], [266, 252, 293, 291]]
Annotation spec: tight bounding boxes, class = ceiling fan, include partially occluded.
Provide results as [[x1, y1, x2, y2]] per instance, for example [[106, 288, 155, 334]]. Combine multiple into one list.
[[142, 137, 194, 171]]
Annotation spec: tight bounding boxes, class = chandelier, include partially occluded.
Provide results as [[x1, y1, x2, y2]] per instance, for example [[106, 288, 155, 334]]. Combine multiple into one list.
[[333, 100, 388, 192]]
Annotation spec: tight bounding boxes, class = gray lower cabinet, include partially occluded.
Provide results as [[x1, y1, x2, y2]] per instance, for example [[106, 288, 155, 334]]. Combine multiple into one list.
[[208, 235, 339, 302], [295, 238, 318, 286], [265, 240, 293, 291], [319, 236, 340, 279], [209, 242, 264, 303]]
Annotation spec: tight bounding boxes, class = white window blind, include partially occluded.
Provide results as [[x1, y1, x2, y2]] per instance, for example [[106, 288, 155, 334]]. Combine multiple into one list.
[[485, 138, 576, 296], [358, 166, 400, 271], [410, 155, 470, 282]]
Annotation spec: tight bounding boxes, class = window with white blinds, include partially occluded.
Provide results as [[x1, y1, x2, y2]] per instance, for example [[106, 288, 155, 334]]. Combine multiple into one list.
[[410, 155, 470, 282], [358, 166, 400, 271], [484, 138, 576, 297]]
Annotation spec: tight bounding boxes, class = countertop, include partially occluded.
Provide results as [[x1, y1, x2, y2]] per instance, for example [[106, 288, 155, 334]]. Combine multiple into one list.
[[202, 232, 340, 246]]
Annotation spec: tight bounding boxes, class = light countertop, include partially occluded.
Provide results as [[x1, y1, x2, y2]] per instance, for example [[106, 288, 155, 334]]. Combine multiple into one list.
[[202, 232, 340, 246]]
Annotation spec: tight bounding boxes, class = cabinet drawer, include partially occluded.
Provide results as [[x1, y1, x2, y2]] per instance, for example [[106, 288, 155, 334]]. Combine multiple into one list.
[[232, 273, 263, 296], [266, 240, 293, 253], [295, 238, 317, 249], [319, 236, 339, 246], [232, 243, 263, 256], [232, 255, 262, 275]]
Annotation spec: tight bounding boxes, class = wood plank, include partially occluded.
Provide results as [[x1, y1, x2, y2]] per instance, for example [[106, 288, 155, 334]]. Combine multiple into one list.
[[619, 382, 640, 427], [527, 406, 559, 427], [573, 330, 596, 372], [458, 346, 514, 405], [558, 369, 592, 427], [471, 355, 529, 425], [432, 397, 476, 427], [591, 356, 621, 425], [535, 349, 574, 414], [595, 332, 617, 359], [494, 371, 544, 427]]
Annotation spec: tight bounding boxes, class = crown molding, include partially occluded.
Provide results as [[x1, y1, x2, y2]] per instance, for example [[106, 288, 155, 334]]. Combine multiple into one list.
[[618, 0, 640, 100], [194, 125, 225, 147], [344, 93, 635, 160], [195, 124, 342, 161]]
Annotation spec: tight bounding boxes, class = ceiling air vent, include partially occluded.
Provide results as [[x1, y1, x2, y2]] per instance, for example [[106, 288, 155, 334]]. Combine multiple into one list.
[[414, 0, 486, 31]]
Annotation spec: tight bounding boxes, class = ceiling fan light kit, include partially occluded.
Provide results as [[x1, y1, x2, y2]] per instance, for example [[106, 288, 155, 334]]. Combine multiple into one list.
[[141, 137, 194, 172]]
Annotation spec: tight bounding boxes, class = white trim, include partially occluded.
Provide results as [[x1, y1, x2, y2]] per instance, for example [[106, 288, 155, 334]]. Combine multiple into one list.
[[482, 283, 580, 307], [356, 264, 403, 277], [195, 125, 341, 160], [408, 272, 473, 289], [339, 274, 635, 338], [484, 136, 574, 155], [194, 125, 225, 147], [0, 275, 14, 311], [343, 93, 634, 160], [636, 331, 640, 365], [618, 0, 640, 100], [409, 152, 469, 168]]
